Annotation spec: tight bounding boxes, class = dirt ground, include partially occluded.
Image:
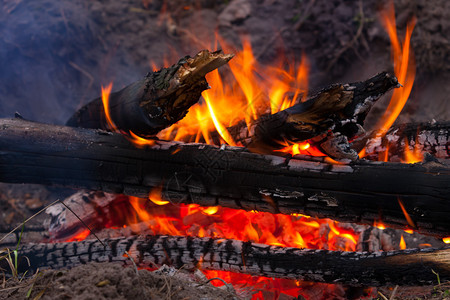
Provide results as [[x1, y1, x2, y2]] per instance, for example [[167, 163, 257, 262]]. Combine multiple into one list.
[[1, 0, 449, 299], [1, 263, 239, 300]]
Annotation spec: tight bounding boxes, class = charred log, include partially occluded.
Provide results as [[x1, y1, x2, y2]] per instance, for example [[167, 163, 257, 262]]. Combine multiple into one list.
[[0, 118, 449, 237], [353, 122, 450, 161], [66, 50, 233, 137], [179, 72, 400, 160], [5, 235, 450, 287]]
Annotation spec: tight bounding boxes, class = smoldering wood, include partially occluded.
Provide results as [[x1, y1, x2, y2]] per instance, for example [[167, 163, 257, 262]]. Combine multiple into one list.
[[0, 118, 449, 237], [353, 122, 450, 161], [5, 235, 450, 287], [176, 72, 400, 160], [66, 50, 233, 137]]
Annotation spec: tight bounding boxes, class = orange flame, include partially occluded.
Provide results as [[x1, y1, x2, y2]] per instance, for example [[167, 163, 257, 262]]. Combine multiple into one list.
[[157, 37, 310, 149], [128, 131, 155, 148], [399, 235, 406, 250], [402, 137, 423, 163], [376, 2, 416, 134], [398, 197, 416, 228], [106, 1, 417, 167], [101, 83, 117, 132], [101, 83, 156, 148], [443, 237, 450, 244]]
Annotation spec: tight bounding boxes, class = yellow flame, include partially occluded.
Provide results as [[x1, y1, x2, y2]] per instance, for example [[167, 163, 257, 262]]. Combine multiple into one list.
[[149, 186, 169, 205], [203, 92, 236, 146], [374, 220, 386, 230], [399, 235, 406, 250], [299, 220, 320, 228], [293, 232, 307, 248], [340, 233, 357, 245]]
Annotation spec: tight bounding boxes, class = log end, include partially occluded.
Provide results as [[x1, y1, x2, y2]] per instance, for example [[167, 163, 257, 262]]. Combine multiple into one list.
[[178, 50, 234, 84], [136, 50, 233, 137]]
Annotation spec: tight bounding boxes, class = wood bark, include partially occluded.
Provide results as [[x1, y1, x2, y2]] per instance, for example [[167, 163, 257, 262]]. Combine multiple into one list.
[[66, 50, 233, 137], [5, 235, 450, 287], [175, 72, 400, 160], [0, 118, 449, 237]]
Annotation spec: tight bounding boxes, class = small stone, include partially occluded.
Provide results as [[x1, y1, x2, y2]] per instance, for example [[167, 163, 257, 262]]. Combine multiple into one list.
[[5, 211, 15, 224], [96, 279, 111, 287], [25, 198, 44, 210], [218, 0, 251, 27]]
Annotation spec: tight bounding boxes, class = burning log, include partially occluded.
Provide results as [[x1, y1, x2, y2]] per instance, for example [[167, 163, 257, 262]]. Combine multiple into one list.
[[6, 235, 450, 287], [69, 68, 398, 160], [179, 72, 400, 160], [66, 50, 233, 137], [0, 118, 449, 237]]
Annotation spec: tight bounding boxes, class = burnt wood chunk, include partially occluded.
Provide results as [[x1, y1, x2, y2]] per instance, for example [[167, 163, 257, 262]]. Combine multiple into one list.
[[66, 50, 233, 137], [5, 235, 450, 287], [0, 118, 449, 238]]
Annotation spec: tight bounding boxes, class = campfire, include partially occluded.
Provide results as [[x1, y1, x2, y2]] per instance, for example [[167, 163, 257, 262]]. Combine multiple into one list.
[[1, 1, 450, 299]]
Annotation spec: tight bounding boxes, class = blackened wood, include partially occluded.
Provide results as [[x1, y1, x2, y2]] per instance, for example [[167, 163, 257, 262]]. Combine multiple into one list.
[[181, 72, 399, 160], [354, 122, 450, 161], [0, 118, 449, 237], [6, 235, 450, 286], [67, 50, 233, 137]]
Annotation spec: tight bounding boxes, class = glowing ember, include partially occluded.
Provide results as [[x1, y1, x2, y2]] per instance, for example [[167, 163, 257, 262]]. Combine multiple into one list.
[[200, 270, 375, 299], [65, 229, 90, 242], [277, 141, 326, 157], [374, 220, 386, 230], [65, 191, 365, 298], [91, 191, 360, 252]]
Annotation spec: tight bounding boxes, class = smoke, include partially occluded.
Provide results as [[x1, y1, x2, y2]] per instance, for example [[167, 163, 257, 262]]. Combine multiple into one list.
[[0, 0, 140, 124]]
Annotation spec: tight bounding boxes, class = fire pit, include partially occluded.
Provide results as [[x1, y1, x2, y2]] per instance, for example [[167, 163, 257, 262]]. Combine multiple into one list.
[[1, 0, 449, 299]]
